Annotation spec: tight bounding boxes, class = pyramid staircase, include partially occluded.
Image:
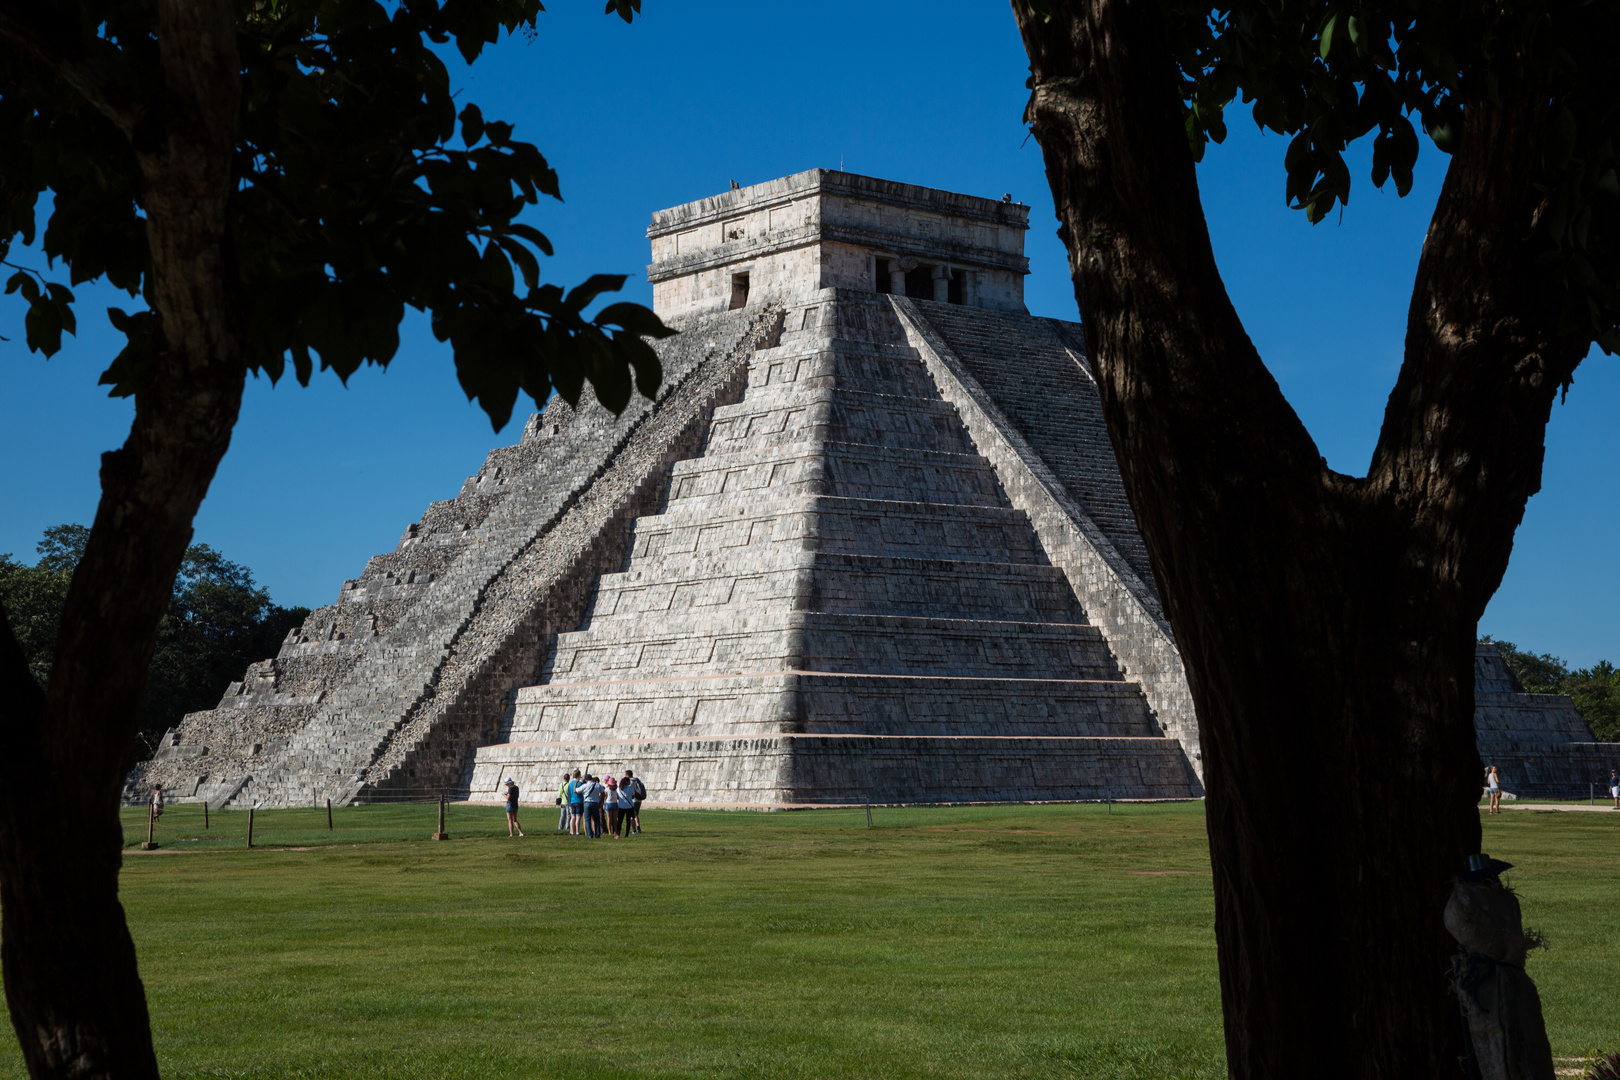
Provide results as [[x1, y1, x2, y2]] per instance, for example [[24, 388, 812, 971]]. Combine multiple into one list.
[[470, 290, 1200, 805]]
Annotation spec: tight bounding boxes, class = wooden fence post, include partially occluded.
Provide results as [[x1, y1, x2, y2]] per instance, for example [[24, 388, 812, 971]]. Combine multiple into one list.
[[140, 803, 157, 850], [433, 794, 449, 841]]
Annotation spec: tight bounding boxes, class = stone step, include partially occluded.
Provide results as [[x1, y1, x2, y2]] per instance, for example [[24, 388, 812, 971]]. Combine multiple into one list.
[[666, 441, 1006, 509], [742, 341, 937, 398], [626, 494, 1049, 565], [543, 611, 1114, 683], [913, 303, 1158, 590], [707, 389, 971, 455], [471, 732, 1196, 805], [583, 551, 1083, 624], [501, 670, 1157, 741]]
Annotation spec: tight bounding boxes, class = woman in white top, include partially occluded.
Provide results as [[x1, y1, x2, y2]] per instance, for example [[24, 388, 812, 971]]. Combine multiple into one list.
[[614, 776, 636, 838], [1485, 765, 1501, 815]]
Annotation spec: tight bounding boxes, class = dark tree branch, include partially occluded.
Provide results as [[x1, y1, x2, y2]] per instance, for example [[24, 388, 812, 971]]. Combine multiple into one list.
[[0, 3, 141, 137], [1372, 94, 1589, 610]]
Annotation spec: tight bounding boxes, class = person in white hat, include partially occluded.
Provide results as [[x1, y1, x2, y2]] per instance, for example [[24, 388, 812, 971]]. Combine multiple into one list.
[[503, 778, 523, 837]]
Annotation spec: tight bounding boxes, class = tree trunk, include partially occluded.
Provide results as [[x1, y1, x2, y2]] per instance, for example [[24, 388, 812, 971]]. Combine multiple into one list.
[[0, 1, 241, 1074], [1012, 1, 1585, 1075]]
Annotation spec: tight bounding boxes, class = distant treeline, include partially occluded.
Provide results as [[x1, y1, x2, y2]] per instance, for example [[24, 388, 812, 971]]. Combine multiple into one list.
[[1485, 636, 1620, 741], [0, 524, 308, 761]]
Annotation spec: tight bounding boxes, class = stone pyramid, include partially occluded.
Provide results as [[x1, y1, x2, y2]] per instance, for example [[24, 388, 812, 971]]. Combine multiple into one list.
[[467, 172, 1202, 805], [128, 170, 1615, 808], [470, 288, 1199, 804], [130, 170, 1206, 808]]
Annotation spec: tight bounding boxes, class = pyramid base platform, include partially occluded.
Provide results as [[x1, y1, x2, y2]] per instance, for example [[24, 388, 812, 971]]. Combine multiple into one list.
[[467, 734, 1202, 806], [1478, 741, 1620, 800]]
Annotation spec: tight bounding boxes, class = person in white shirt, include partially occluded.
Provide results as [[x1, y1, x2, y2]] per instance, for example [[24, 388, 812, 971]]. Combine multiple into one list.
[[613, 775, 635, 837], [580, 775, 605, 838]]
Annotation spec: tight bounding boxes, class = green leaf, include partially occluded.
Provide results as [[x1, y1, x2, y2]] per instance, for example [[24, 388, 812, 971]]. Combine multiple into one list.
[[477, 241, 515, 293], [46, 283, 76, 335], [564, 273, 628, 313], [6, 273, 38, 302], [1318, 13, 1337, 59], [613, 332, 663, 400], [460, 103, 485, 147], [495, 236, 541, 289], [285, 343, 311, 386], [594, 301, 677, 339], [100, 308, 158, 397], [506, 222, 555, 256]]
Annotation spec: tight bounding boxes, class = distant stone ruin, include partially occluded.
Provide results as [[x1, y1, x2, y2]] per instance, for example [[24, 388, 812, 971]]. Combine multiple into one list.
[[1473, 643, 1614, 798], [125, 170, 1615, 808]]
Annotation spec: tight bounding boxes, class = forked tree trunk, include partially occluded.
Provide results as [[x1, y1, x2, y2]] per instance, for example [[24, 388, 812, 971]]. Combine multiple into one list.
[[1012, 1, 1585, 1075], [0, 1, 241, 1075]]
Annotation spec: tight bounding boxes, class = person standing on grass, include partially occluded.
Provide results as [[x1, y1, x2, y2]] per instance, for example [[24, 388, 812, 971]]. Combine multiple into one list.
[[557, 772, 572, 832], [581, 774, 604, 838], [1485, 765, 1502, 815], [625, 769, 645, 834], [590, 775, 609, 838], [604, 776, 622, 839], [615, 774, 636, 837], [504, 778, 524, 837], [1609, 768, 1618, 810], [568, 769, 585, 835], [150, 784, 164, 821]]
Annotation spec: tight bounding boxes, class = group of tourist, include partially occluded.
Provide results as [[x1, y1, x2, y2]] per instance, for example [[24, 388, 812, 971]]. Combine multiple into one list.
[[1481, 765, 1620, 813], [500, 769, 646, 838]]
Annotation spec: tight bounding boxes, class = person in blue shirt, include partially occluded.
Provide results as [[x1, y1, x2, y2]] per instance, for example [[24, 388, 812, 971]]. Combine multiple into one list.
[[567, 769, 585, 835]]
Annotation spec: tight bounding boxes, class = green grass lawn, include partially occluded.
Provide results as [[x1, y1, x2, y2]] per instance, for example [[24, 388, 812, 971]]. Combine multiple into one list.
[[0, 801, 1612, 1079]]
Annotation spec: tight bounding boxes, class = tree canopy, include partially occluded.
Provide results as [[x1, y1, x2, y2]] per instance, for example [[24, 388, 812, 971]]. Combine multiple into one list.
[[0, 525, 308, 756], [1, 0, 670, 430], [1031, 0, 1620, 352]]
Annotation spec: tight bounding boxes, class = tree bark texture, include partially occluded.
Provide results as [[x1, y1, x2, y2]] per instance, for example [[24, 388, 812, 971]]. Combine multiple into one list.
[[0, 1, 242, 1075], [1012, 2, 1584, 1076]]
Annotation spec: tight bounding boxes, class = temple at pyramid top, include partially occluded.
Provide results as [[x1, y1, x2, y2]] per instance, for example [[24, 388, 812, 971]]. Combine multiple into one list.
[[647, 170, 1031, 318]]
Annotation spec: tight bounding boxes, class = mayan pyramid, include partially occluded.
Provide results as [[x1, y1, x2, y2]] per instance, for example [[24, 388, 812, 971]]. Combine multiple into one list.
[[123, 172, 1196, 808], [127, 170, 1612, 808], [1472, 643, 1616, 798]]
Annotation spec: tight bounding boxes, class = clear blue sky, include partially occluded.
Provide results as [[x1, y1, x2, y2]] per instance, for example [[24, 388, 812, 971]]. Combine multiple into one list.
[[2, 1, 1614, 664]]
